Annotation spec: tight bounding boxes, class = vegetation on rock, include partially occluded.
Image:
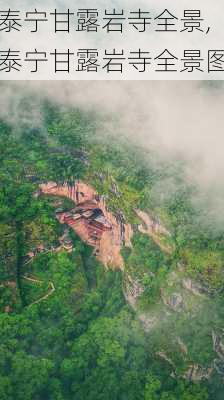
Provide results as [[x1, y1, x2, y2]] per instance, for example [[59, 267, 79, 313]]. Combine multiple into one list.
[[0, 95, 223, 399]]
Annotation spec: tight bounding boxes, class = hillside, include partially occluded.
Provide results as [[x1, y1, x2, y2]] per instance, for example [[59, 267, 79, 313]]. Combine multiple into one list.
[[0, 94, 223, 400]]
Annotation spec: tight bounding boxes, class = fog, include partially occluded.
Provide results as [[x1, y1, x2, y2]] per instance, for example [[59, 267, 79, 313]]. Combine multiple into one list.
[[0, 80, 223, 228]]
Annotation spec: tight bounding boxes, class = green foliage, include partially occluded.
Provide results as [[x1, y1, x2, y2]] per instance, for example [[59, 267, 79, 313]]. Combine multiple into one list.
[[0, 95, 222, 400], [124, 233, 170, 307]]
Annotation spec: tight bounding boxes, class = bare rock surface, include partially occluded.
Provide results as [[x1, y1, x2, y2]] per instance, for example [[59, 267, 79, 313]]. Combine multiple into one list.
[[40, 181, 171, 270]]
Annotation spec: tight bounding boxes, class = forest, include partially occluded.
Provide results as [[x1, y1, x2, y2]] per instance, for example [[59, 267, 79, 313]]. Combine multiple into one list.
[[0, 90, 224, 399]]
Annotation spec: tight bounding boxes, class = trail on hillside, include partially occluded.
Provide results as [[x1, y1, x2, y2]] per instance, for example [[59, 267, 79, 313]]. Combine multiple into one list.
[[22, 275, 55, 307]]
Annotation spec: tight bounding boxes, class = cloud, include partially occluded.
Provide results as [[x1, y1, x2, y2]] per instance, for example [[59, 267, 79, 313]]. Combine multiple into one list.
[[0, 79, 224, 228]]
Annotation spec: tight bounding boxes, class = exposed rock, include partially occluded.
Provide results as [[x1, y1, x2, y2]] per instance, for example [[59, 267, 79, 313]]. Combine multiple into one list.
[[162, 292, 183, 312], [182, 278, 204, 297], [138, 313, 157, 332], [183, 364, 213, 382], [110, 182, 122, 198], [177, 262, 185, 272], [135, 209, 173, 254], [40, 181, 175, 269], [123, 274, 158, 332], [156, 351, 176, 369], [169, 293, 183, 310], [177, 337, 188, 355], [40, 181, 133, 269], [214, 359, 224, 376], [212, 331, 224, 361], [95, 172, 105, 182], [183, 278, 224, 298], [124, 274, 144, 308], [135, 210, 170, 236]]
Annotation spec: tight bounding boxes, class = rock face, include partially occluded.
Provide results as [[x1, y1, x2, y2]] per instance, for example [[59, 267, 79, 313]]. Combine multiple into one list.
[[182, 278, 204, 297], [182, 277, 223, 297], [135, 209, 172, 254], [40, 181, 171, 270], [156, 352, 176, 369], [177, 337, 188, 355], [212, 331, 224, 376], [40, 181, 133, 269], [183, 364, 213, 382], [212, 331, 224, 360], [123, 274, 144, 308], [162, 292, 184, 312]]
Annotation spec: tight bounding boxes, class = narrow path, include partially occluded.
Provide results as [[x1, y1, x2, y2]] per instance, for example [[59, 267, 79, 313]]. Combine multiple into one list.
[[22, 275, 55, 307]]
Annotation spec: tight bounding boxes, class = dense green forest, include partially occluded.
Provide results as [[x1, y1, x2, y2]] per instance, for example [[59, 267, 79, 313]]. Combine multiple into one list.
[[0, 91, 223, 399]]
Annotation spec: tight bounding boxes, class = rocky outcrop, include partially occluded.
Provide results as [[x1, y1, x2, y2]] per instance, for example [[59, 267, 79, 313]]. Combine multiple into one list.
[[182, 278, 204, 297], [123, 274, 144, 308], [161, 291, 184, 312], [135, 210, 172, 254], [156, 351, 176, 370], [212, 331, 224, 376], [137, 313, 157, 332], [183, 364, 213, 382], [40, 181, 171, 270], [40, 181, 133, 269], [214, 359, 224, 376], [40, 181, 95, 205], [183, 278, 223, 297], [155, 347, 213, 383], [177, 337, 188, 355], [123, 273, 158, 332], [212, 331, 224, 360]]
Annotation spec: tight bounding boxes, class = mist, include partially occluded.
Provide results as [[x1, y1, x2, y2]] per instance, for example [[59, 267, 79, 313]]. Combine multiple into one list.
[[0, 80, 223, 229]]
